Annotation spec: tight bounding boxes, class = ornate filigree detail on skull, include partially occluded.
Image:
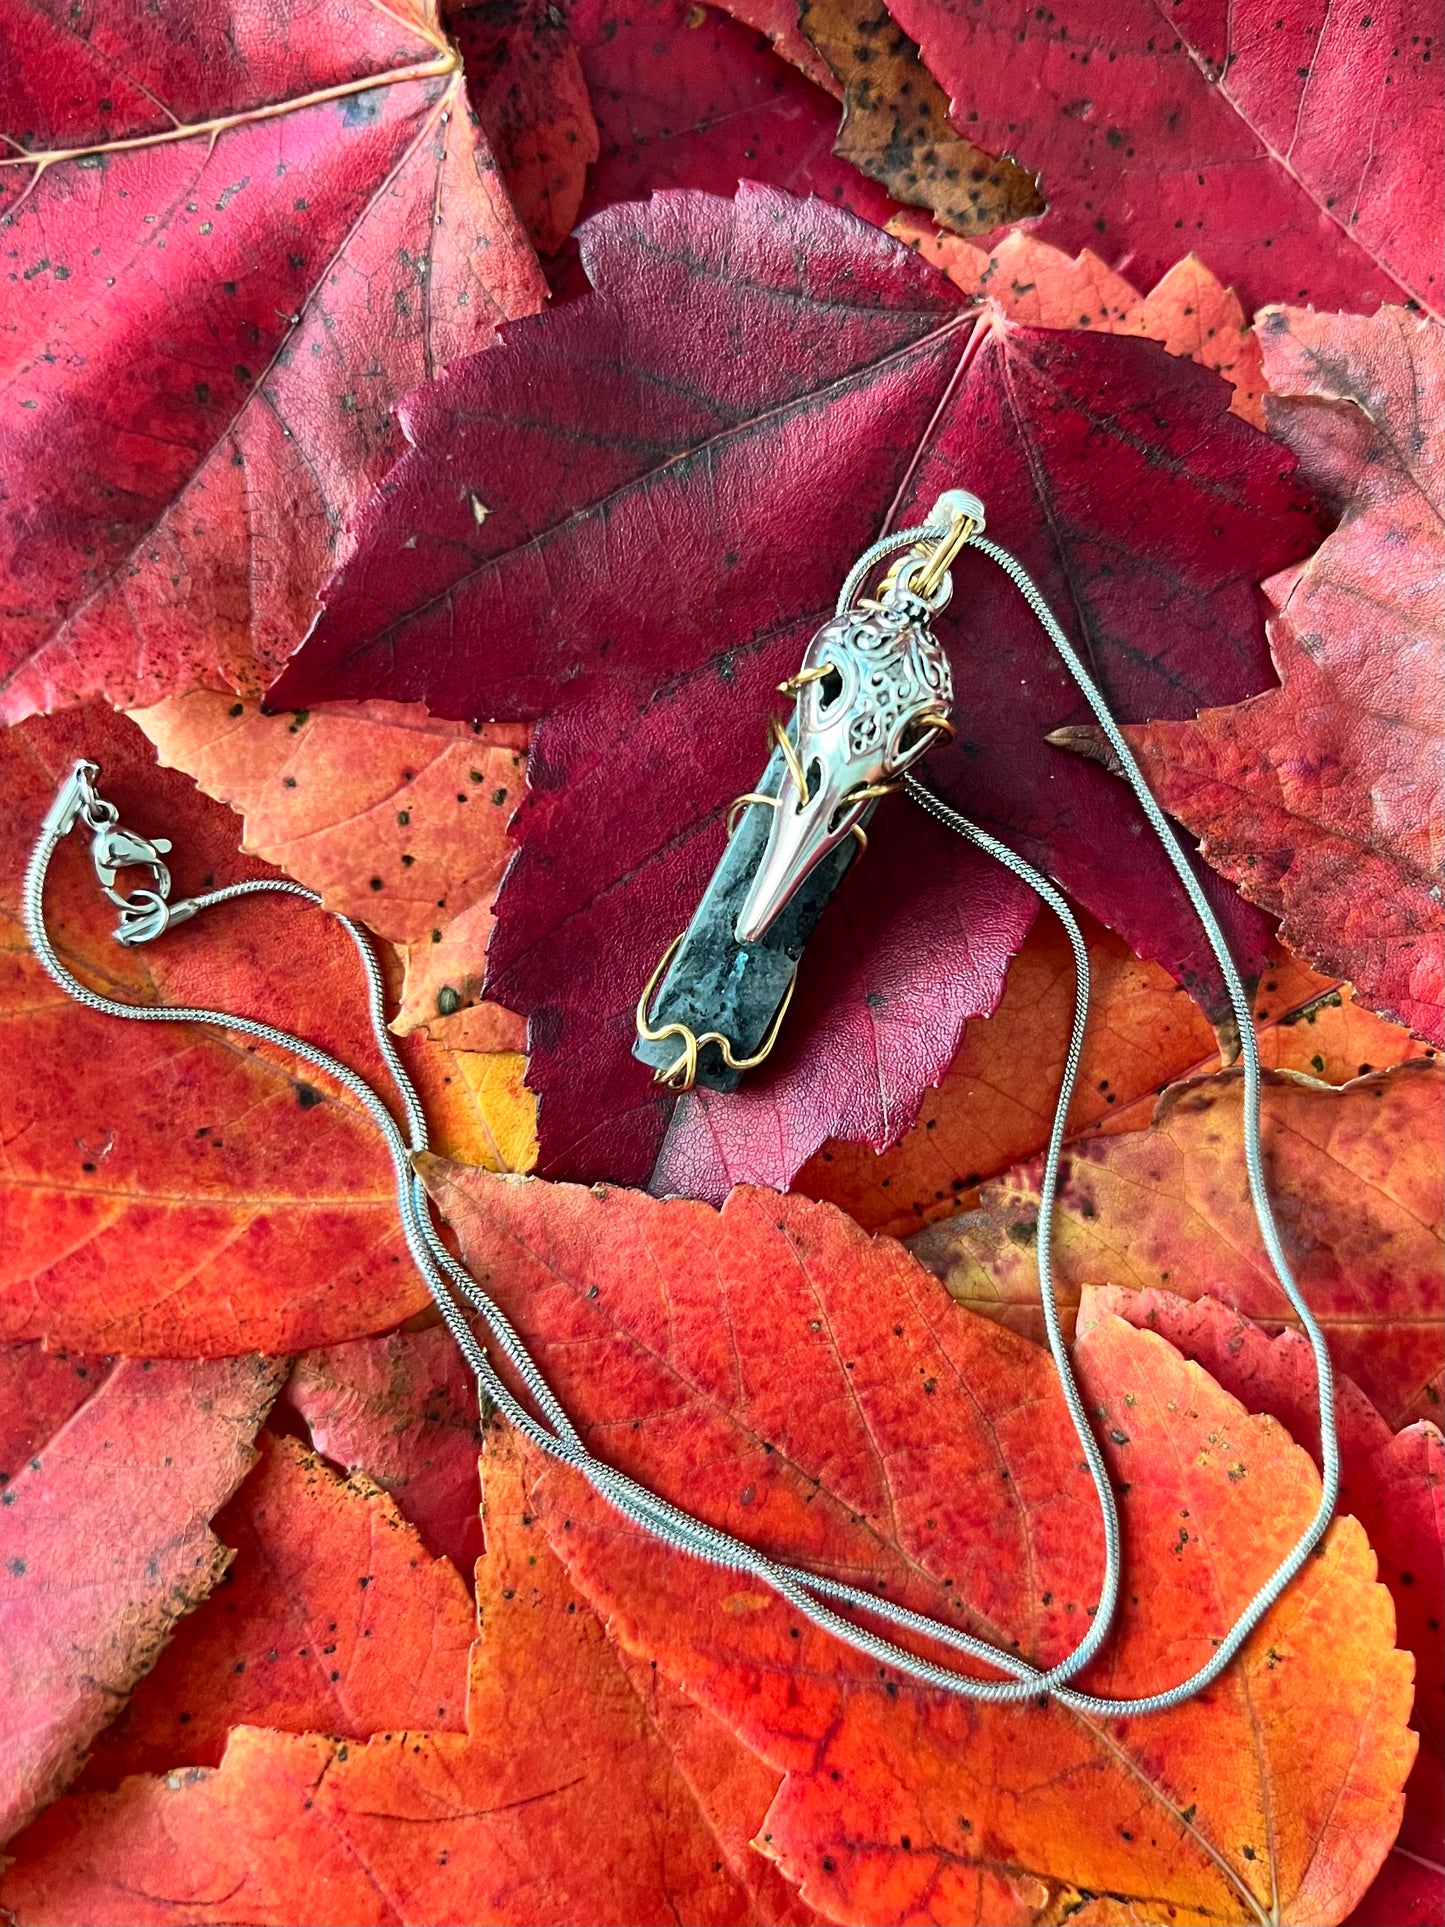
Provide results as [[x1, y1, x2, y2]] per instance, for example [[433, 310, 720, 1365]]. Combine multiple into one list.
[[734, 593, 954, 944]]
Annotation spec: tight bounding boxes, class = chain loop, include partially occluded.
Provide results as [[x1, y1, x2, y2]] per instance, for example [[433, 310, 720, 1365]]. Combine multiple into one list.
[[22, 516, 1336, 1716]]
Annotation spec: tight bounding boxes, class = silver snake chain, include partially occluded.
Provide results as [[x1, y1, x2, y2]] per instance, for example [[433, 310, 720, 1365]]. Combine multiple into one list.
[[24, 521, 1339, 1716]]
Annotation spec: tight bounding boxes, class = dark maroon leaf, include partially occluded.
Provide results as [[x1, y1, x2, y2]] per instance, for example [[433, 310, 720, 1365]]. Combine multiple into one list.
[[447, 0, 599, 256], [274, 187, 1319, 1191], [569, 0, 898, 228], [0, 0, 545, 719], [887, 0, 1442, 318]]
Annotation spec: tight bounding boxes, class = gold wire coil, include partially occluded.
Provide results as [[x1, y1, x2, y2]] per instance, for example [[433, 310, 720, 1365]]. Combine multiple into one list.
[[777, 663, 835, 695], [877, 510, 977, 604], [727, 791, 777, 836], [730, 771, 873, 851], [768, 713, 810, 804], [915, 711, 955, 746], [915, 513, 977, 599], [635, 932, 798, 1091]]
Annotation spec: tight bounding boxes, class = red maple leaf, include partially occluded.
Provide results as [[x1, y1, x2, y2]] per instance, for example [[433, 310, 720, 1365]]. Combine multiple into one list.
[[1118, 305, 1445, 1046], [1, 1423, 826, 1926], [0, 0, 544, 722], [570, 0, 898, 229], [1084, 1287, 1444, 1927], [0, 1350, 283, 1843], [880, 0, 1441, 317], [276, 186, 1320, 1189], [1, 1178, 1419, 1924], [446, 0, 600, 256], [414, 1169, 1414, 1926], [911, 1060, 1445, 1430], [0, 700, 520, 1357], [283, 1325, 489, 1583], [77, 1430, 476, 1785]]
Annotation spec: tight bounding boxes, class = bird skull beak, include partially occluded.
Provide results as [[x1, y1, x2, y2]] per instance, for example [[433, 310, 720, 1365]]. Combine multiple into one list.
[[733, 601, 953, 944]]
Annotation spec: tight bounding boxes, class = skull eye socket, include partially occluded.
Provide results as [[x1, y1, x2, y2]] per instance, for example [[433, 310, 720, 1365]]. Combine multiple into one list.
[[815, 664, 844, 709]]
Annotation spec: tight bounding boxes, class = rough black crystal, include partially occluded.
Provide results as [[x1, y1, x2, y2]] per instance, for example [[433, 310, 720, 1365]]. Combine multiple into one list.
[[633, 738, 865, 1091]]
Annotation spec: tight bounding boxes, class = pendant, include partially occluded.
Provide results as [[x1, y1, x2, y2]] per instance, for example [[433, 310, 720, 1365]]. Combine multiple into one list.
[[634, 490, 982, 1092]]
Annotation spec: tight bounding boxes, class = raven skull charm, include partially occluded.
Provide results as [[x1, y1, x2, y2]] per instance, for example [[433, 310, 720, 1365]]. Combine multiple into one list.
[[734, 588, 954, 943]]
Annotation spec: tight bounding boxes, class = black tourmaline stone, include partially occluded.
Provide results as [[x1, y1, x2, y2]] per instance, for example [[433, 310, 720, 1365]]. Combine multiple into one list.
[[632, 737, 865, 1092]]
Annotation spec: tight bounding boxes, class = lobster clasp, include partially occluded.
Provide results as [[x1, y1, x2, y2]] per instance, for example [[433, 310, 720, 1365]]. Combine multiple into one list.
[[88, 820, 196, 945], [90, 822, 174, 907], [38, 760, 199, 948]]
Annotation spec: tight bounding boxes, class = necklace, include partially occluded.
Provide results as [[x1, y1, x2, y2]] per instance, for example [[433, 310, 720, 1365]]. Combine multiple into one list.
[[24, 488, 1338, 1714]]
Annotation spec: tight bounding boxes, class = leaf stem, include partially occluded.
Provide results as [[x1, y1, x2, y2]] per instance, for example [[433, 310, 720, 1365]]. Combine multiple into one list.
[[0, 49, 459, 180], [878, 312, 988, 536]]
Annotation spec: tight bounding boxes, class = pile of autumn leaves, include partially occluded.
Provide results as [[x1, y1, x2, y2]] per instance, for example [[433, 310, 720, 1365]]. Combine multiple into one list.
[[0, 0, 1441, 1923]]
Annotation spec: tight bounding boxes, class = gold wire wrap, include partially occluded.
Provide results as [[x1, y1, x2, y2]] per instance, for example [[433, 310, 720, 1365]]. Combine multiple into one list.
[[769, 714, 810, 804], [777, 662, 836, 695], [726, 791, 778, 837], [877, 510, 977, 605], [915, 512, 977, 599], [731, 785, 873, 848], [841, 781, 898, 807], [635, 933, 798, 1091]]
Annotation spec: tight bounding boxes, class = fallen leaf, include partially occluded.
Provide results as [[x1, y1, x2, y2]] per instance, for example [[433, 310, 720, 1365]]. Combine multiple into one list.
[[881, 0, 1441, 316], [1346, 1840, 1445, 1927], [0, 1427, 810, 1927], [0, 1351, 283, 1844], [0, 701, 494, 1355], [1249, 980, 1437, 1073], [1126, 256, 1267, 428], [796, 911, 1212, 1234], [132, 694, 530, 1050], [274, 186, 1318, 1190], [411, 1169, 1413, 1925], [717, 0, 844, 95], [282, 1324, 487, 1582], [79, 1429, 475, 1785], [668, 908, 1161, 1214], [1113, 306, 1444, 1047], [911, 1060, 1445, 1430], [645, 844, 1034, 1203], [0, 1342, 110, 1486], [1077, 1287, 1442, 1734], [568, 0, 901, 232], [888, 220, 1266, 425], [447, 0, 601, 253], [1369, 1431, 1445, 1762], [898, 219, 1137, 317], [1093, 973, 1436, 1143], [1081, 1286, 1444, 1927], [0, 0, 545, 722], [798, 915, 1432, 1239], [606, 1637, 828, 1926], [798, 0, 1042, 235], [417, 1042, 539, 1172]]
